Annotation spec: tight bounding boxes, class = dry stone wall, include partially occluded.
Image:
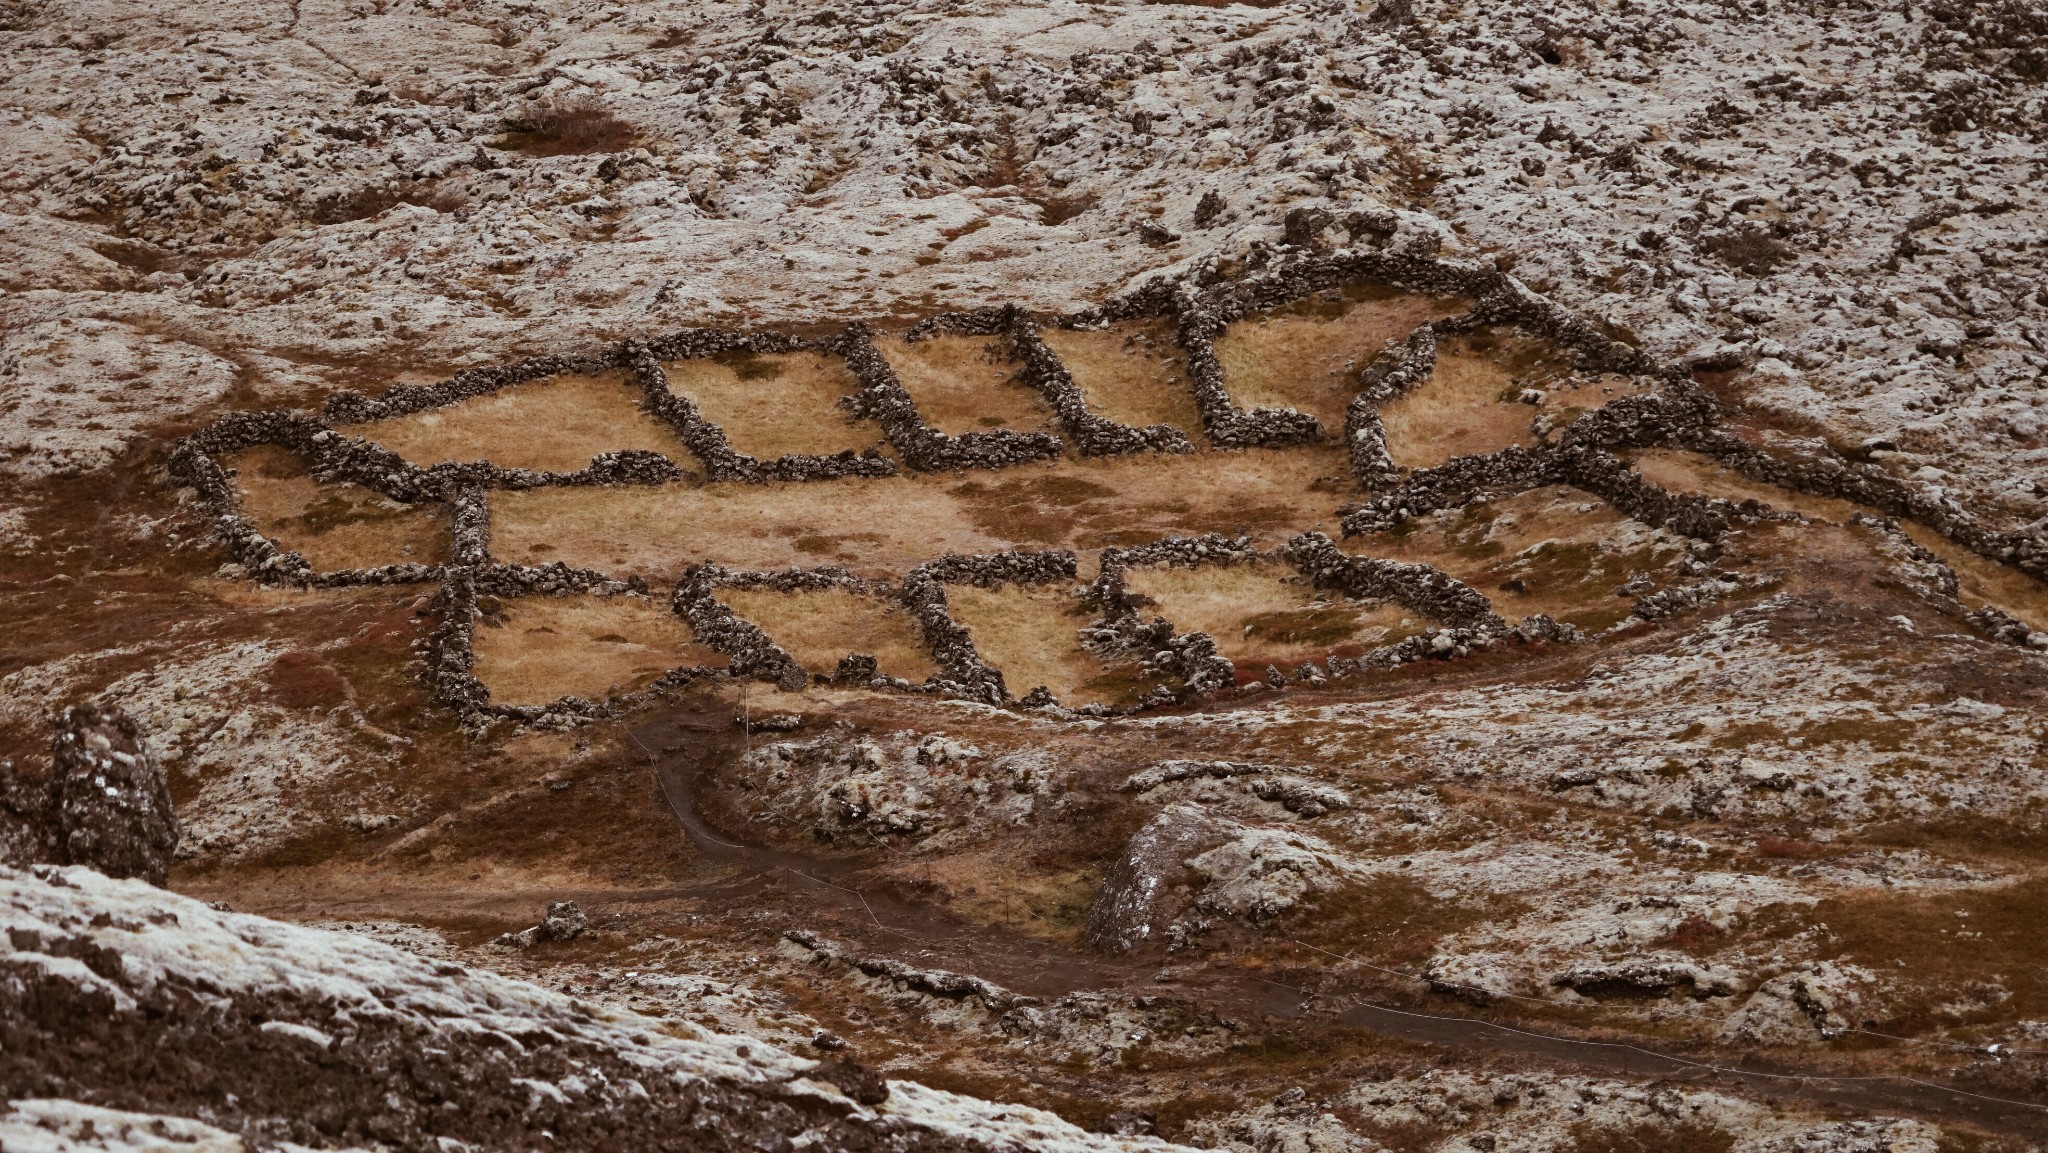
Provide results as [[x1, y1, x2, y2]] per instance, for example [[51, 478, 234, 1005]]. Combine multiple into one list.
[[674, 564, 813, 693], [631, 332, 897, 483], [835, 322, 1065, 472], [1083, 535, 1258, 695], [1003, 307, 1195, 457], [1173, 284, 1325, 449], [903, 550, 1079, 706], [1345, 322, 1439, 486], [164, 253, 2048, 732]]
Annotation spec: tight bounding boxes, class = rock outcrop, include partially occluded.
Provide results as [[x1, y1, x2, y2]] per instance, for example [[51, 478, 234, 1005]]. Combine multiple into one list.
[[0, 865, 1181, 1153], [0, 705, 178, 887]]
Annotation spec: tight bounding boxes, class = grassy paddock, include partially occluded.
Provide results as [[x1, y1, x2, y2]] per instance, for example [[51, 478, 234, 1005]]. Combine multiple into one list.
[[720, 585, 939, 681], [1039, 318, 1201, 434], [945, 582, 1161, 706], [1122, 558, 1423, 666], [471, 593, 723, 705], [877, 332, 1056, 435], [226, 445, 450, 570], [662, 350, 882, 458], [343, 372, 695, 473], [1213, 287, 1467, 431]]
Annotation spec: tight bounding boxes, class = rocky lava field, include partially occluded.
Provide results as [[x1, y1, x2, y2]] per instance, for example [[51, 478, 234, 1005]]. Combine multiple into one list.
[[4, 0, 2048, 1150]]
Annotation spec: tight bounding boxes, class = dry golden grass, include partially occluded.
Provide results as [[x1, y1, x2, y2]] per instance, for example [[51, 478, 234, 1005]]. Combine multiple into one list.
[[1038, 318, 1200, 434], [662, 351, 884, 458], [719, 586, 939, 681], [1902, 523, 2048, 633], [874, 850, 1100, 946], [471, 593, 724, 706], [342, 372, 694, 473], [1212, 287, 1467, 430], [1625, 448, 1866, 522], [945, 582, 1158, 706], [1377, 332, 1649, 470], [1122, 559, 1421, 665], [1629, 450, 2048, 630], [1350, 485, 1687, 630], [877, 333, 1055, 435], [490, 443, 1355, 581], [225, 445, 450, 570], [1380, 334, 1533, 469]]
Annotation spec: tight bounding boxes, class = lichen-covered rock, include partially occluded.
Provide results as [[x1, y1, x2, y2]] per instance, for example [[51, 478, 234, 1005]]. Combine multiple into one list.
[[496, 900, 590, 949], [1086, 805, 1231, 954], [1, 705, 178, 887], [0, 866, 1184, 1153], [1720, 962, 1881, 1045]]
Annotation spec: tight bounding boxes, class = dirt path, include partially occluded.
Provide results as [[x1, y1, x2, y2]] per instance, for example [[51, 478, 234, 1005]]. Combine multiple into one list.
[[630, 700, 2048, 1142]]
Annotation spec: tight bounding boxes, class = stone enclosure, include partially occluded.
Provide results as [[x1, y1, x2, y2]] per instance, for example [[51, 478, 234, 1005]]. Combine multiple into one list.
[[170, 249, 2048, 731]]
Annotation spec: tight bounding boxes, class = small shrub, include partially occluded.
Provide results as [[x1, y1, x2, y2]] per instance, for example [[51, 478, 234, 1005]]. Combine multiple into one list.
[[1701, 223, 1793, 275], [1656, 914, 1726, 954], [311, 179, 470, 225], [501, 92, 641, 156]]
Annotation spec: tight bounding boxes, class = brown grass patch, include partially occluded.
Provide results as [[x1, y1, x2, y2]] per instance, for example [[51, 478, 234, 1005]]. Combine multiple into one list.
[[662, 351, 883, 458], [225, 445, 450, 570], [1569, 1119, 1735, 1153], [1630, 449, 2048, 630], [1379, 329, 1643, 469], [343, 373, 693, 474], [1122, 559, 1422, 665], [472, 593, 723, 706], [719, 586, 938, 682], [1212, 287, 1467, 430], [1286, 874, 1522, 962], [1625, 448, 1866, 522], [944, 582, 1161, 706], [1379, 339, 1532, 469], [1800, 875, 2048, 1030], [1349, 485, 1687, 629], [877, 850, 1100, 946], [1901, 522, 2048, 634], [497, 91, 642, 156], [877, 333, 1055, 435], [490, 444, 1355, 581], [1038, 318, 1200, 434]]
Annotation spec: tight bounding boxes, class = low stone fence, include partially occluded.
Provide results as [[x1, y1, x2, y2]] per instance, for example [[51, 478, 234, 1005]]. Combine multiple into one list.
[[1282, 532, 1503, 631], [322, 347, 627, 425], [1082, 534, 1256, 695], [630, 333, 897, 483], [835, 322, 1064, 472], [903, 549, 1080, 704], [1002, 307, 1194, 457], [1344, 322, 1439, 486], [1173, 284, 1324, 449], [673, 563, 812, 692]]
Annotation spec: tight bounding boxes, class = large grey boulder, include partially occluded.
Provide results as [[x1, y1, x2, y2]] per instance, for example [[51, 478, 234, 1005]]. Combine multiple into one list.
[[1084, 805, 1229, 954]]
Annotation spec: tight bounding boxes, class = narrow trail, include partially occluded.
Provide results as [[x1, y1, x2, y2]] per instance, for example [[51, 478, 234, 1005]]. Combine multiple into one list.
[[629, 701, 2048, 1141]]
